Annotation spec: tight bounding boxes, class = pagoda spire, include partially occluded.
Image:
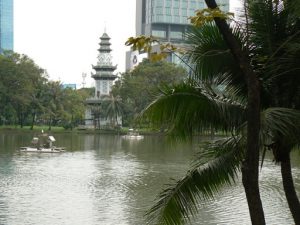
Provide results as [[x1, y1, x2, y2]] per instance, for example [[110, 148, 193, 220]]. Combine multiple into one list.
[[91, 32, 117, 96], [84, 31, 121, 129]]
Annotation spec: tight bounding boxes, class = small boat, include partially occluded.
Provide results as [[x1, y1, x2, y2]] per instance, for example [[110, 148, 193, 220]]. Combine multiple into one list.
[[19, 146, 65, 153], [19, 133, 65, 153], [122, 129, 144, 140]]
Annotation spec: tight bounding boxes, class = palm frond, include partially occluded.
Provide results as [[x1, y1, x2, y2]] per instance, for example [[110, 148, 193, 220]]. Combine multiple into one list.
[[146, 136, 244, 225], [260, 108, 300, 144], [140, 82, 245, 139], [185, 23, 247, 97]]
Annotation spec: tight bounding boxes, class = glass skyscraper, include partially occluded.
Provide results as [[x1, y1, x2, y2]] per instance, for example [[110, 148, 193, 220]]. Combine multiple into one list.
[[136, 0, 229, 42], [0, 0, 14, 52], [126, 0, 230, 70]]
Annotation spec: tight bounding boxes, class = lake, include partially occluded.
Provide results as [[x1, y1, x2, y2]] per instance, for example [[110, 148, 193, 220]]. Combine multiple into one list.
[[0, 132, 299, 225]]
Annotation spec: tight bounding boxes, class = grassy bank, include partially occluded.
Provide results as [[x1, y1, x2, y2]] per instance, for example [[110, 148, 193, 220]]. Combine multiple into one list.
[[0, 125, 159, 135]]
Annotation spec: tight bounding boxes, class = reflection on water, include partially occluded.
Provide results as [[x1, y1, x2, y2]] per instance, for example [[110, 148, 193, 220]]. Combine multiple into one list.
[[0, 132, 299, 225]]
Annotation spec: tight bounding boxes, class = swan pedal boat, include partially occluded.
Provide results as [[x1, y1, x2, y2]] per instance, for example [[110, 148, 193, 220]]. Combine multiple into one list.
[[19, 134, 65, 153], [122, 129, 144, 140], [19, 146, 65, 153]]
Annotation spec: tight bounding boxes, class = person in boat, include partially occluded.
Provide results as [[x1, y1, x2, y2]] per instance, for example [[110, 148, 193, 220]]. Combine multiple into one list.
[[35, 130, 49, 149], [31, 137, 39, 149]]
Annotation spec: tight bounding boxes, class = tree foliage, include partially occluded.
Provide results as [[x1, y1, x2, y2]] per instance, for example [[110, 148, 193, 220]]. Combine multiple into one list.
[[112, 59, 187, 126], [0, 51, 88, 129]]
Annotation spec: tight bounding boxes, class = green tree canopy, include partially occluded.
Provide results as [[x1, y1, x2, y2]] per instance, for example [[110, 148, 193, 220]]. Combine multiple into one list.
[[112, 59, 187, 126]]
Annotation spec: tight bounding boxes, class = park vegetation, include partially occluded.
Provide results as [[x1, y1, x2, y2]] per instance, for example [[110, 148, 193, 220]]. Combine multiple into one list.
[[111, 59, 187, 127], [0, 51, 92, 130], [0, 51, 186, 131]]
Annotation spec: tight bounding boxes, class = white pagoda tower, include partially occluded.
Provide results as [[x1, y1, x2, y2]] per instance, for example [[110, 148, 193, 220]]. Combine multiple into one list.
[[85, 32, 118, 128]]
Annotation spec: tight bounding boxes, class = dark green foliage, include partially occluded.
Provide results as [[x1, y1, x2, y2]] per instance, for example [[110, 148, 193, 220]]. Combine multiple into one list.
[[112, 59, 187, 126], [0, 51, 88, 129]]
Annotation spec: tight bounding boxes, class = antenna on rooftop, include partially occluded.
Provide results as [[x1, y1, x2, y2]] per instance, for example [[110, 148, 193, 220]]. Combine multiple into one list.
[[82, 72, 87, 88]]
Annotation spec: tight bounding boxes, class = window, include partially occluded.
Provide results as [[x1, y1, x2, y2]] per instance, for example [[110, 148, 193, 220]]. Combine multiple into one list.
[[170, 31, 183, 39], [181, 8, 187, 16], [102, 81, 108, 94], [109, 81, 113, 90], [165, 7, 171, 15], [190, 1, 197, 9], [152, 30, 166, 38], [198, 2, 204, 9], [154, 0, 164, 7], [181, 1, 187, 8], [173, 0, 180, 7], [173, 8, 179, 15], [155, 7, 163, 14], [166, 15, 172, 22], [188, 9, 195, 16], [181, 16, 188, 23], [96, 81, 101, 93], [154, 15, 165, 22], [165, 0, 172, 7], [173, 16, 180, 23]]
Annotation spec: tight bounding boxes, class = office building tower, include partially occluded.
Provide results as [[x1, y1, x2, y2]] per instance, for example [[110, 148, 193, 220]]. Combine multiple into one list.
[[126, 0, 229, 70], [136, 0, 229, 42], [0, 0, 13, 52]]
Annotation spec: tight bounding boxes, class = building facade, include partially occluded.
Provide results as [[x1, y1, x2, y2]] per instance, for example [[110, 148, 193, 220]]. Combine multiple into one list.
[[0, 0, 13, 53], [85, 32, 121, 129], [126, 0, 229, 70]]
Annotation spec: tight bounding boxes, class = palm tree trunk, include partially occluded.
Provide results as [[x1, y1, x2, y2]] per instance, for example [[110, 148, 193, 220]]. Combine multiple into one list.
[[204, 1, 265, 224], [281, 153, 300, 225]]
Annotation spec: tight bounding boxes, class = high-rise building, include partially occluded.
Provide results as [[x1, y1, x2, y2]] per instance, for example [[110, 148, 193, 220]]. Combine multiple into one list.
[[136, 0, 229, 42], [126, 0, 229, 70], [0, 0, 14, 53]]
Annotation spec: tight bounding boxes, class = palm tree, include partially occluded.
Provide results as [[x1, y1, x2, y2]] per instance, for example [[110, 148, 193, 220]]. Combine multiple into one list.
[[142, 79, 300, 225], [188, 0, 300, 222], [246, 0, 300, 222], [140, 0, 300, 223], [103, 94, 123, 129]]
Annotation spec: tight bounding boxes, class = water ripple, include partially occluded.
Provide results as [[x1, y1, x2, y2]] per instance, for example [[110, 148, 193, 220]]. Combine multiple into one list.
[[0, 135, 299, 225]]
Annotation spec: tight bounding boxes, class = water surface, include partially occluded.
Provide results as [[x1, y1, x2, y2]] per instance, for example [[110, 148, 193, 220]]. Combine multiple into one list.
[[0, 132, 299, 225]]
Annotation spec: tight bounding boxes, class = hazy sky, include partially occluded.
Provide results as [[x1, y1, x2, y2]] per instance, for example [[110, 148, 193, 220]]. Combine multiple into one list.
[[14, 0, 136, 87], [14, 0, 240, 88]]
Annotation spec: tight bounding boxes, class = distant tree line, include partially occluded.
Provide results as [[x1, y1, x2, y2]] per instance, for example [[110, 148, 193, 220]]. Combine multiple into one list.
[[0, 51, 92, 130], [0, 52, 187, 130]]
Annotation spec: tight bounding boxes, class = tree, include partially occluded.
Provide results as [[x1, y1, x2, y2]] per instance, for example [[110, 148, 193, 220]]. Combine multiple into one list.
[[0, 51, 89, 130], [143, 84, 299, 224], [60, 88, 87, 130], [201, 1, 263, 223], [112, 59, 186, 126], [249, 0, 300, 221], [102, 94, 123, 129], [125, 0, 300, 223], [0, 51, 46, 127], [41, 81, 65, 130]]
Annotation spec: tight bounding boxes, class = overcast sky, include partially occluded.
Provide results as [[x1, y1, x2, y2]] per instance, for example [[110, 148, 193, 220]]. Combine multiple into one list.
[[14, 0, 136, 87], [14, 0, 240, 88]]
